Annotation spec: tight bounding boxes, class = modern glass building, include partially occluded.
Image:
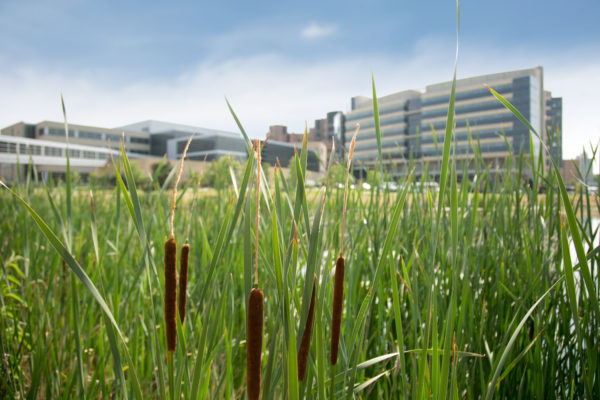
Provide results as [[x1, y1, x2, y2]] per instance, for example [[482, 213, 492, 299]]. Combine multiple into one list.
[[544, 92, 563, 167], [345, 67, 562, 179], [344, 90, 421, 174]]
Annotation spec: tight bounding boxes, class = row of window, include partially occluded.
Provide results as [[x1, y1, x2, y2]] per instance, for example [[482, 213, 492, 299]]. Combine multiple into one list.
[[0, 141, 111, 160], [422, 84, 513, 107], [346, 101, 412, 123], [410, 128, 508, 146], [40, 127, 149, 144], [345, 113, 407, 131], [421, 112, 512, 131], [354, 125, 407, 141], [355, 137, 407, 152], [416, 141, 510, 157], [421, 99, 506, 119]]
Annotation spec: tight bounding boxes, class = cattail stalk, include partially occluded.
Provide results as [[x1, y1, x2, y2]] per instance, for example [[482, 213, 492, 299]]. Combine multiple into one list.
[[298, 275, 317, 381], [164, 136, 193, 353], [178, 243, 190, 323], [331, 124, 359, 366], [247, 139, 264, 399], [254, 140, 261, 287], [339, 124, 359, 254]]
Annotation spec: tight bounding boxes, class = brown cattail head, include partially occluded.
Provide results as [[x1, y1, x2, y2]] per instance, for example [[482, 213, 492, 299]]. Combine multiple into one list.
[[164, 238, 177, 352], [298, 275, 317, 381], [330, 255, 345, 365], [178, 243, 190, 324], [246, 288, 264, 400]]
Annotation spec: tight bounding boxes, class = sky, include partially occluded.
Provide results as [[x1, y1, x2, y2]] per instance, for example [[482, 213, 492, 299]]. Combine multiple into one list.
[[1, 0, 599, 161]]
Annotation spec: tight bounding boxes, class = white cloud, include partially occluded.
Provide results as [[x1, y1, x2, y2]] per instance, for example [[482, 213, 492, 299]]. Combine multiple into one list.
[[0, 39, 598, 164], [301, 22, 336, 39]]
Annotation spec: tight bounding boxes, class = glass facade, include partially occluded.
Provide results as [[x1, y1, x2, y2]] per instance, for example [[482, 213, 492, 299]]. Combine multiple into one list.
[[343, 68, 556, 178]]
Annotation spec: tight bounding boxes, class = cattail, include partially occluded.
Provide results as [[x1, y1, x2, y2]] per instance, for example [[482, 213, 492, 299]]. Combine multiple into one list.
[[246, 288, 264, 400], [164, 237, 177, 352], [246, 139, 264, 400], [330, 255, 345, 365], [164, 135, 192, 353], [330, 124, 358, 366], [178, 243, 190, 324], [298, 275, 317, 381]]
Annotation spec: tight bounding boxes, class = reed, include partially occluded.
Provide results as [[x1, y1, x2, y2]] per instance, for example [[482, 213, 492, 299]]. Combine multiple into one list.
[[164, 135, 192, 354], [330, 124, 359, 367], [246, 139, 264, 400]]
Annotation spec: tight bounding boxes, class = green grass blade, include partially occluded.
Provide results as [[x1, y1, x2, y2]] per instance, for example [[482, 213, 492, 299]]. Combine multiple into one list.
[[484, 279, 562, 400], [371, 74, 384, 177], [0, 183, 144, 400]]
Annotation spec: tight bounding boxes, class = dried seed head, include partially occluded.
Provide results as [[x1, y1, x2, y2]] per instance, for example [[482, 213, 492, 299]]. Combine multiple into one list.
[[169, 135, 193, 239], [246, 288, 264, 400], [178, 243, 190, 324], [340, 124, 360, 256], [164, 238, 177, 352], [298, 275, 317, 381], [330, 255, 345, 365]]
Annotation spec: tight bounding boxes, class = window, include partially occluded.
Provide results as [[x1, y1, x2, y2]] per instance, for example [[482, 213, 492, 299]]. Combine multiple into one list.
[[49, 128, 64, 136], [79, 130, 102, 140], [44, 147, 62, 157], [0, 141, 16, 153], [69, 149, 80, 158], [130, 136, 149, 144]]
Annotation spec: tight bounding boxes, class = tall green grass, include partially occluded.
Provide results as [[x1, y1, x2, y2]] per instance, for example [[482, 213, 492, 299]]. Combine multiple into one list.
[[2, 107, 599, 399]]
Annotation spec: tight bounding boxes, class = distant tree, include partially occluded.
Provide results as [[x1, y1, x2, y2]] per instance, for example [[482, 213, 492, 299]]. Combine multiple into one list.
[[327, 163, 352, 185], [200, 155, 242, 190], [151, 158, 172, 188], [366, 169, 383, 187], [90, 161, 150, 189]]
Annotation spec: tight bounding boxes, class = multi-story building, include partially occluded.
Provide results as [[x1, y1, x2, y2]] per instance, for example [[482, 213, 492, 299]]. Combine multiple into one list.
[[544, 92, 563, 167], [0, 119, 322, 182], [2, 120, 151, 154], [267, 111, 344, 167], [344, 90, 420, 174], [344, 67, 562, 179]]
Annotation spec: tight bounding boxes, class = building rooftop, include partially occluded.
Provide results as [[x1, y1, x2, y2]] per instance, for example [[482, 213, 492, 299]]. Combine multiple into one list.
[[118, 120, 239, 138]]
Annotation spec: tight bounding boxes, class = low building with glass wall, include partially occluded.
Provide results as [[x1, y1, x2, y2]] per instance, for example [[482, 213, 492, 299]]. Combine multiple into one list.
[[2, 120, 150, 154]]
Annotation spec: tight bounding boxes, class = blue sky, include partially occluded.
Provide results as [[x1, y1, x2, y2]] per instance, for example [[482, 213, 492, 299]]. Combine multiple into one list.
[[1, 0, 599, 159]]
